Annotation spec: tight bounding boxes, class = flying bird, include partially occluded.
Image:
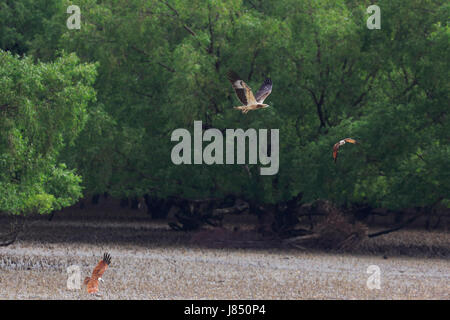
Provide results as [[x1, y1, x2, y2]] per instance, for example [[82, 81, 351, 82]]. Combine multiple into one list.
[[227, 71, 272, 114], [84, 253, 111, 295], [333, 138, 358, 163]]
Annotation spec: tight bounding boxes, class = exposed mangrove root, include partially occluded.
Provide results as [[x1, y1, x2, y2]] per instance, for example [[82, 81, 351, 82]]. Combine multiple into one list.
[[0, 215, 25, 247]]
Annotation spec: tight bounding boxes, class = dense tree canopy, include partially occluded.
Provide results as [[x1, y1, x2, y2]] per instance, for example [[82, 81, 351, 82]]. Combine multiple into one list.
[[0, 50, 97, 215], [0, 0, 448, 216]]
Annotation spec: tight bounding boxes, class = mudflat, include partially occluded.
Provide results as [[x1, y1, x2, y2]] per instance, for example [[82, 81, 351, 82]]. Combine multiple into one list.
[[0, 209, 448, 299]]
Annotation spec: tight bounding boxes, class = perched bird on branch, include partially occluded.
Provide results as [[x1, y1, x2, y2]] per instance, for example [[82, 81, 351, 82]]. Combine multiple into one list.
[[227, 71, 272, 114], [84, 253, 111, 295], [333, 138, 358, 163]]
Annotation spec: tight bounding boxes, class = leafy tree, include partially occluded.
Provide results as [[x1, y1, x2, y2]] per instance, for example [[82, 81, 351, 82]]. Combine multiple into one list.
[[3, 0, 445, 217], [0, 50, 97, 215], [0, 0, 62, 56]]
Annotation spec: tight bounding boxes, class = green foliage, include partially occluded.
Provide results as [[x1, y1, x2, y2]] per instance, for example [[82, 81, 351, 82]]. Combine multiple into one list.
[[0, 0, 62, 56], [1, 0, 448, 210], [0, 50, 96, 214]]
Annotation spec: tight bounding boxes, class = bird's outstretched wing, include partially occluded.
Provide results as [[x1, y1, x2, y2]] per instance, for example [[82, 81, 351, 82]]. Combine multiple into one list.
[[332, 142, 340, 163], [333, 138, 358, 163], [255, 78, 272, 103], [227, 71, 257, 106], [343, 138, 357, 144], [91, 253, 111, 280]]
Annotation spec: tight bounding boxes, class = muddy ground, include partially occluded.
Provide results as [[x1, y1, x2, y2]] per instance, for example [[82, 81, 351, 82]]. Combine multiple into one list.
[[0, 204, 449, 299]]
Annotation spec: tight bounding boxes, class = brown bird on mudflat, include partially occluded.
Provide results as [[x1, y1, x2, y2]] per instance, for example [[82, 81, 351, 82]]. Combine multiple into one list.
[[333, 138, 358, 163], [227, 70, 272, 114], [84, 253, 111, 295]]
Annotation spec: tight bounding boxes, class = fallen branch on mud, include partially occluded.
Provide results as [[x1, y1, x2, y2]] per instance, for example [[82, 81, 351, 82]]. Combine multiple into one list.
[[282, 202, 368, 250], [369, 197, 444, 238], [212, 199, 249, 215], [368, 211, 425, 238]]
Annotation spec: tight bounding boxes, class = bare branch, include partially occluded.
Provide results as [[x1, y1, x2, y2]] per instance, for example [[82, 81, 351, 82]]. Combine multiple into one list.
[[368, 212, 424, 238], [183, 25, 197, 37], [158, 0, 199, 38], [130, 45, 176, 73], [157, 62, 176, 73]]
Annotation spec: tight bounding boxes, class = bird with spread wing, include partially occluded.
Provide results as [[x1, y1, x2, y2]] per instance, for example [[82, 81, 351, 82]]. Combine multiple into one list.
[[227, 71, 272, 114], [333, 138, 358, 163], [84, 253, 111, 295]]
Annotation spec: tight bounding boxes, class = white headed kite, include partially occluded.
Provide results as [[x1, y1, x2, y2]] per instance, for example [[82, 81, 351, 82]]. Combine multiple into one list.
[[227, 71, 272, 114], [333, 138, 358, 163]]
